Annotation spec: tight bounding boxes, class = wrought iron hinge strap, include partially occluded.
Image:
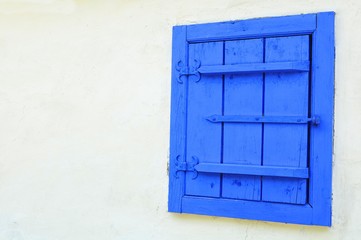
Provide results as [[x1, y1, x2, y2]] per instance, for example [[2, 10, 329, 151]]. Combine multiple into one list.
[[175, 60, 310, 83]]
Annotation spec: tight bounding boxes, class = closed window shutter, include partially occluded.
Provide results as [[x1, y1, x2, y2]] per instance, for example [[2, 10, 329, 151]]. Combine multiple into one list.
[[185, 36, 310, 204], [168, 12, 334, 226]]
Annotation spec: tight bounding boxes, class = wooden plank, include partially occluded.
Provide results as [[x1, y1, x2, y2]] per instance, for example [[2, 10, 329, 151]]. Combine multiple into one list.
[[262, 36, 310, 204], [222, 39, 263, 200], [195, 163, 309, 178], [182, 196, 313, 225], [198, 61, 309, 75], [185, 41, 223, 197], [207, 115, 317, 124], [309, 12, 335, 226], [168, 26, 188, 212], [187, 14, 316, 43]]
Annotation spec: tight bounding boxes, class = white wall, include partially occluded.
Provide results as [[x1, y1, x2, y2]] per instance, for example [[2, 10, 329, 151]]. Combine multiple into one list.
[[0, 0, 360, 239]]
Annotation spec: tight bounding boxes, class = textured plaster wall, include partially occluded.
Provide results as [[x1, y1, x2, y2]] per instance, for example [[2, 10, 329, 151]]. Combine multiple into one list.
[[0, 0, 360, 239]]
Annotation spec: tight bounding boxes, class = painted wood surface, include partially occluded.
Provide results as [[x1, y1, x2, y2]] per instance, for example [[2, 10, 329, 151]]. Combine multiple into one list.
[[185, 41, 223, 197], [222, 39, 263, 200], [182, 196, 313, 225], [187, 14, 316, 43], [309, 12, 335, 226], [168, 12, 334, 226], [168, 26, 187, 212], [262, 36, 309, 204], [195, 163, 309, 178], [207, 115, 317, 124], [198, 61, 309, 75]]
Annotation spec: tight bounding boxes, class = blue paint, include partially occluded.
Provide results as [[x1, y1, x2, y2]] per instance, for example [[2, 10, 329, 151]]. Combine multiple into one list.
[[168, 26, 187, 213], [232, 179, 242, 187], [206, 115, 320, 125], [185, 42, 223, 197], [168, 12, 335, 226], [194, 163, 309, 178], [262, 35, 309, 205], [198, 61, 310, 75], [222, 39, 263, 201]]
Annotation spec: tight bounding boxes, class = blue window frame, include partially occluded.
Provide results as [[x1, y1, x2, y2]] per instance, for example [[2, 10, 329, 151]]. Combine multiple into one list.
[[168, 12, 335, 226]]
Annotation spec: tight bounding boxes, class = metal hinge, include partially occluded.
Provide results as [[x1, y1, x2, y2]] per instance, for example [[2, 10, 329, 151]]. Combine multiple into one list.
[[174, 155, 199, 179], [175, 60, 201, 83]]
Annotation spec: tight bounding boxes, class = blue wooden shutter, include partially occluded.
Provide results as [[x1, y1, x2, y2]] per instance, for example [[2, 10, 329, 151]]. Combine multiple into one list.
[[168, 12, 334, 226]]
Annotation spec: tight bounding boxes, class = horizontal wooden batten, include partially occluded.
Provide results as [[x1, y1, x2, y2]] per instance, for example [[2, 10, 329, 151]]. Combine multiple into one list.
[[198, 61, 310, 75], [194, 163, 309, 178], [206, 115, 320, 125], [186, 14, 316, 42]]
